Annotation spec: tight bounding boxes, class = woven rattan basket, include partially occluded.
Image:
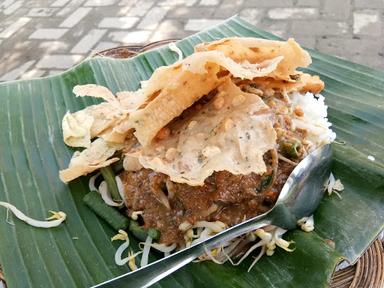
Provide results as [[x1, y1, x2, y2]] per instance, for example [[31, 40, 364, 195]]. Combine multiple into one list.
[[0, 40, 382, 288]]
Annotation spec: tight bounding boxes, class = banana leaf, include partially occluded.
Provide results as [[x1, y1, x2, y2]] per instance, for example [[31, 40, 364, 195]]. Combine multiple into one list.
[[0, 16, 383, 288]]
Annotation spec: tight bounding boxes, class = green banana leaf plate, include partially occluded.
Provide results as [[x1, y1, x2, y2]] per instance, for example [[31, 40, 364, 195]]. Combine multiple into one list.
[[0, 16, 383, 288]]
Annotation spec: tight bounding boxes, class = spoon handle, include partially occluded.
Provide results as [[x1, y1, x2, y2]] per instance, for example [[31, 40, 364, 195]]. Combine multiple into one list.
[[93, 218, 271, 288]]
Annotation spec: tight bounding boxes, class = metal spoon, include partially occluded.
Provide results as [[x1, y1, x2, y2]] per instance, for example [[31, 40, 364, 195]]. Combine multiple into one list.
[[94, 144, 332, 288]]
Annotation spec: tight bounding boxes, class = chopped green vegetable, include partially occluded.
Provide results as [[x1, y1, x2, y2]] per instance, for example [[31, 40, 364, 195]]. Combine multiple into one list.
[[129, 220, 161, 241], [259, 174, 273, 192], [113, 158, 124, 174], [280, 140, 301, 159], [148, 228, 161, 240], [83, 192, 129, 231], [100, 166, 121, 202], [129, 220, 148, 241]]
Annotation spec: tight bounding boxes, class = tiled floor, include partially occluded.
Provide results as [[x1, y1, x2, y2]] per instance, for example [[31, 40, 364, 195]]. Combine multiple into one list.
[[0, 0, 383, 81]]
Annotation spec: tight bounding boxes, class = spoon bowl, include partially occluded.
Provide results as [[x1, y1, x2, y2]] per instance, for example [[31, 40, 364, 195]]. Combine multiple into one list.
[[94, 144, 332, 288]]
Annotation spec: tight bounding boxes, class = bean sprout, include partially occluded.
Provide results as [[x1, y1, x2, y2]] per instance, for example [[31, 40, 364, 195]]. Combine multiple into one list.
[[112, 230, 143, 268], [151, 243, 177, 253], [193, 226, 294, 272], [168, 42, 183, 61], [326, 173, 344, 199], [99, 181, 124, 207], [140, 236, 153, 268], [115, 175, 126, 201], [297, 215, 315, 232], [88, 173, 100, 192], [193, 221, 226, 233], [131, 211, 143, 220], [0, 201, 66, 228]]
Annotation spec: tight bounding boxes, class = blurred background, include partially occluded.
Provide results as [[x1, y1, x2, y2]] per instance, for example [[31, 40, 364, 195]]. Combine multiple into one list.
[[0, 0, 383, 81]]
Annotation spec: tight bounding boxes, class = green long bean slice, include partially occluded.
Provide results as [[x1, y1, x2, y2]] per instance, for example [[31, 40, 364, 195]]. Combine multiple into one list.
[[129, 220, 161, 241], [83, 192, 129, 231], [112, 158, 124, 174], [100, 166, 121, 202], [147, 228, 161, 240]]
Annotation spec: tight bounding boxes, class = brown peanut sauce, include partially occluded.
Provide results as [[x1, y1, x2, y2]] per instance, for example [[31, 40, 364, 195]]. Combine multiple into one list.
[[120, 160, 293, 246]]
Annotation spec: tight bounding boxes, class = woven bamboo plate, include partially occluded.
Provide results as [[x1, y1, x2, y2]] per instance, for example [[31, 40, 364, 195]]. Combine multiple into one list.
[[0, 40, 383, 288]]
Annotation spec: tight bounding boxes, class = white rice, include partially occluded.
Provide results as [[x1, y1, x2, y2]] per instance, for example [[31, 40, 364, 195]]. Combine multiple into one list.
[[290, 92, 336, 149]]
